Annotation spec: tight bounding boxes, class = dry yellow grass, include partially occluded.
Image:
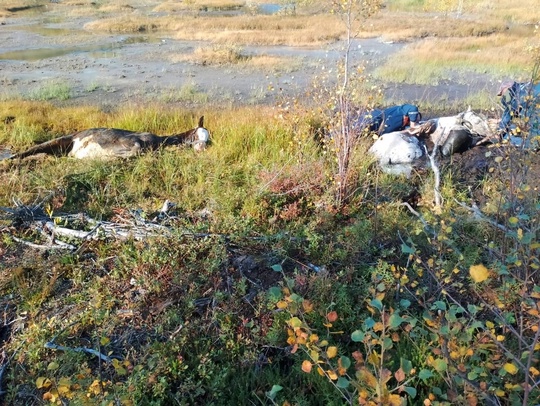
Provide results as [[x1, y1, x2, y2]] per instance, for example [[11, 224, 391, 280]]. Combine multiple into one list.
[[79, 2, 533, 47], [358, 11, 508, 42], [169, 44, 295, 72], [152, 1, 189, 13], [84, 16, 160, 34], [85, 14, 345, 46], [154, 0, 246, 14], [375, 32, 536, 85], [387, 0, 540, 23]]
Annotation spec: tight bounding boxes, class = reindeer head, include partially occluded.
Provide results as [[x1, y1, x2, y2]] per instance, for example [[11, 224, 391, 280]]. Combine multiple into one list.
[[407, 120, 437, 138], [460, 109, 491, 137]]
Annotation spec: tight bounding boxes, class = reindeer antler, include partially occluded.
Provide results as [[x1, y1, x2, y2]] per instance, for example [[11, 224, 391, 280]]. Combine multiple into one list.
[[408, 120, 437, 136]]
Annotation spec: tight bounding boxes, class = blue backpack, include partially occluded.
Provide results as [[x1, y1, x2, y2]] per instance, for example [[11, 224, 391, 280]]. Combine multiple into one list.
[[500, 81, 540, 141]]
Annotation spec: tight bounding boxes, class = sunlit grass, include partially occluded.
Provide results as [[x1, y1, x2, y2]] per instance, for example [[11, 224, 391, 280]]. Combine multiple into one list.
[[83, 14, 345, 46], [0, 101, 310, 221], [374, 33, 536, 85]]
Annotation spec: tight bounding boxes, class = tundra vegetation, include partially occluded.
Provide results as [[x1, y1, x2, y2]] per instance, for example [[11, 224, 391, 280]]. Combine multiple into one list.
[[1, 0, 540, 405]]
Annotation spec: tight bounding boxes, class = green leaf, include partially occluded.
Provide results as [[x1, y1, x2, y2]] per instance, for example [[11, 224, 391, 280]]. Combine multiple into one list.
[[267, 286, 282, 301], [47, 362, 59, 371], [418, 369, 434, 381], [100, 336, 110, 346], [401, 243, 415, 254], [400, 299, 411, 309], [403, 386, 417, 398], [432, 301, 447, 311], [340, 356, 351, 369], [271, 264, 283, 272], [336, 377, 349, 389], [351, 330, 365, 342], [288, 317, 302, 328], [401, 358, 413, 375], [389, 313, 403, 329], [364, 317, 375, 329], [382, 337, 393, 349], [370, 299, 383, 311], [467, 304, 479, 315], [266, 384, 283, 400], [432, 359, 448, 373]]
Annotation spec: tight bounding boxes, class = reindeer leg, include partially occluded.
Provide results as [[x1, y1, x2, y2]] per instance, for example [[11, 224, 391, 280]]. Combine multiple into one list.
[[12, 135, 75, 159]]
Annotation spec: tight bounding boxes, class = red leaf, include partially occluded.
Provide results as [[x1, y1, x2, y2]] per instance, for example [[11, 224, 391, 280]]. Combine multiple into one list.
[[327, 311, 338, 322]]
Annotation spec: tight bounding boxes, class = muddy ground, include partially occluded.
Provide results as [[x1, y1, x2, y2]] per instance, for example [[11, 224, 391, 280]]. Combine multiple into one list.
[[0, 4, 500, 109]]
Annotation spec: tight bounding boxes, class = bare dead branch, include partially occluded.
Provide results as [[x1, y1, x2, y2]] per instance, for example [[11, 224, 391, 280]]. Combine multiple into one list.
[[44, 341, 117, 363]]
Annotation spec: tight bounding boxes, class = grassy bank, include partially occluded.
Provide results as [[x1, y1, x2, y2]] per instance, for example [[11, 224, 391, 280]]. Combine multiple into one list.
[[1, 99, 539, 404]]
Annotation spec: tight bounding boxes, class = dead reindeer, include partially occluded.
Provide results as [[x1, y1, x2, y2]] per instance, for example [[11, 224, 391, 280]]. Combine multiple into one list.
[[8, 116, 210, 160], [368, 121, 436, 166], [423, 108, 494, 156]]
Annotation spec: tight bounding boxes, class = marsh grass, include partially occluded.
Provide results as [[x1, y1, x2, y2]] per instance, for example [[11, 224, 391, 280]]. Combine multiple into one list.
[[374, 33, 536, 85], [159, 83, 210, 104], [27, 80, 72, 101], [84, 14, 345, 46], [191, 44, 248, 65], [0, 102, 304, 217]]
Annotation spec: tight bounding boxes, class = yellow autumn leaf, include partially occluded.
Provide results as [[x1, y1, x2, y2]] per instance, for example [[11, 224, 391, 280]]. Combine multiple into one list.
[[276, 300, 288, 309], [530, 367, 540, 376], [326, 346, 338, 359], [36, 377, 52, 389], [302, 300, 314, 313], [301, 360, 312, 373], [373, 322, 384, 332], [387, 393, 403, 406], [310, 350, 320, 363], [327, 370, 338, 380], [495, 389, 505, 397], [357, 367, 378, 387], [469, 264, 489, 283], [503, 363, 519, 375]]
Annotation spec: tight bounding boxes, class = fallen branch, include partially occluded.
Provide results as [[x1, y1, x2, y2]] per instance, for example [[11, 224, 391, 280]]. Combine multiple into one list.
[[44, 341, 117, 363], [454, 199, 510, 233], [44, 321, 121, 363], [11, 236, 76, 251], [425, 129, 444, 210], [1, 199, 186, 251]]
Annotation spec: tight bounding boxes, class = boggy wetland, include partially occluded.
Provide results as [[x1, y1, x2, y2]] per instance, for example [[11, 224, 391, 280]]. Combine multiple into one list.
[[1, 0, 537, 108], [1, 1, 540, 405]]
